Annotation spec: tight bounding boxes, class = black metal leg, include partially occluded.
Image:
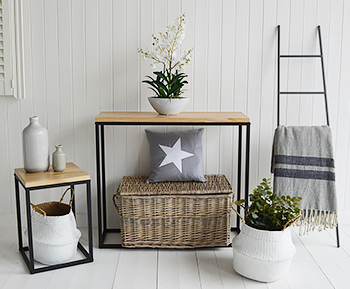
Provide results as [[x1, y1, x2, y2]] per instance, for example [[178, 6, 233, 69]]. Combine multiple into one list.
[[236, 125, 243, 232], [245, 123, 251, 203], [25, 189, 35, 273], [71, 185, 76, 215], [14, 176, 23, 250], [101, 125, 107, 236], [277, 26, 280, 127], [336, 224, 340, 248], [95, 123, 103, 248], [86, 180, 94, 259]]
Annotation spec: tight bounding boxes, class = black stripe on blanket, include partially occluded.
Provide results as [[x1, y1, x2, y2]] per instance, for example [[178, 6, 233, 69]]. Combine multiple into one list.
[[274, 168, 335, 181], [274, 155, 334, 168]]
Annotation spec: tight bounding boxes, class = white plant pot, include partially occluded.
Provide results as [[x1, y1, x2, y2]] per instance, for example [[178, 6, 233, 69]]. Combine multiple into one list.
[[148, 97, 189, 115], [232, 223, 296, 283]]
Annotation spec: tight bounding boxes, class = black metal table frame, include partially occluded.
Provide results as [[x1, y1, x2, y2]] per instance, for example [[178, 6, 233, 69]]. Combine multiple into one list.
[[95, 121, 251, 248], [14, 176, 94, 274]]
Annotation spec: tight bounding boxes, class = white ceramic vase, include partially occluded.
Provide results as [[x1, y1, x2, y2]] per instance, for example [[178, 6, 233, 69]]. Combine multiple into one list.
[[52, 145, 66, 172], [148, 97, 189, 115], [232, 223, 296, 283], [22, 116, 50, 173]]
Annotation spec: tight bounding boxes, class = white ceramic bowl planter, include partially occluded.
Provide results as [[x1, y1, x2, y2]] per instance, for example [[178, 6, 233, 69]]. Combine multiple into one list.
[[232, 223, 296, 283], [148, 97, 189, 115]]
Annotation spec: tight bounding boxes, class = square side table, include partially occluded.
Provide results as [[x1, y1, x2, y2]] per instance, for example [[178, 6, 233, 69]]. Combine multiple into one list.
[[14, 162, 93, 274]]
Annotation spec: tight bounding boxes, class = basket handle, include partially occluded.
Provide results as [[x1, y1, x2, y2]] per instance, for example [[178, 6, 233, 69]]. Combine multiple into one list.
[[59, 187, 75, 206], [112, 194, 119, 214], [230, 192, 245, 222], [30, 203, 47, 217]]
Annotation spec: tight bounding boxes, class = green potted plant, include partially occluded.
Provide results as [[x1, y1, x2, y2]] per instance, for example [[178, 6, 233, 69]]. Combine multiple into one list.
[[138, 14, 193, 115], [231, 178, 302, 283]]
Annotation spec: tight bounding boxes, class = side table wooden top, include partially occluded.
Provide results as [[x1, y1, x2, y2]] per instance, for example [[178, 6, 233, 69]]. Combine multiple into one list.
[[14, 162, 90, 188], [95, 111, 250, 124]]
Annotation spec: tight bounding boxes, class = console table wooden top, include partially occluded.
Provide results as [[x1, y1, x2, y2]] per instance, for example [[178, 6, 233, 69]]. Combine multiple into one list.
[[95, 112, 250, 124]]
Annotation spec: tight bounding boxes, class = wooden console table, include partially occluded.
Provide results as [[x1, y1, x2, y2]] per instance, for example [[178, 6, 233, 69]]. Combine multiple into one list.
[[95, 112, 250, 248]]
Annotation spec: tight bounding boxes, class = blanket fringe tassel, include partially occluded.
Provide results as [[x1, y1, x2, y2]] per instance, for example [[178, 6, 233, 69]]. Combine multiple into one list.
[[295, 210, 338, 236]]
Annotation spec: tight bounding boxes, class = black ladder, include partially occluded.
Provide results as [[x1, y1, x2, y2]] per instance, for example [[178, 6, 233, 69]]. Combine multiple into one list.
[[277, 25, 340, 248]]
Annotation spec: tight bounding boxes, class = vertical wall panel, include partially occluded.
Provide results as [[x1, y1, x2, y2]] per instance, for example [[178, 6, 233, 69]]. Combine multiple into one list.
[[219, 0, 235, 182], [298, 0, 318, 126], [30, 0, 46, 124], [85, 0, 100, 217], [0, 98, 11, 214], [71, 0, 89, 216], [336, 0, 350, 211], [112, 0, 127, 226], [277, 0, 291, 127], [312, 0, 331, 126], [247, 0, 264, 187], [1, 0, 350, 223], [257, 0, 277, 180], [233, 0, 249, 112], [181, 0, 195, 111], [193, 0, 208, 111], [58, 0, 74, 161], [206, 0, 222, 175], [139, 0, 153, 177], [285, 0, 304, 126], [44, 0, 60, 155], [72, 0, 88, 170]]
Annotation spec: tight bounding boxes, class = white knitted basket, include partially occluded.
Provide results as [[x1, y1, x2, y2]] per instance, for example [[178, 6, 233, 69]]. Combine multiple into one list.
[[30, 209, 81, 265], [232, 223, 296, 283], [28, 188, 81, 265]]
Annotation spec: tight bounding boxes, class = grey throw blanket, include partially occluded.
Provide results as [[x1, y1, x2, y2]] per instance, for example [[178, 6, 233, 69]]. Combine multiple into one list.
[[271, 126, 337, 235]]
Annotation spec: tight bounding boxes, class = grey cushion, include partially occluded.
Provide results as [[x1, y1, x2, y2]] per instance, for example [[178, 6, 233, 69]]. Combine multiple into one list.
[[145, 129, 206, 183]]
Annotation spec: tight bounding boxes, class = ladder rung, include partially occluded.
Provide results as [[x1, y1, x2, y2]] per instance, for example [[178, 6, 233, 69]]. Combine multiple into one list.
[[280, 55, 322, 58], [280, 92, 326, 95]]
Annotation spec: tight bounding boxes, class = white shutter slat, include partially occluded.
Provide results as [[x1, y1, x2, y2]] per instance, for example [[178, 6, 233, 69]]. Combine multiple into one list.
[[0, 0, 14, 96]]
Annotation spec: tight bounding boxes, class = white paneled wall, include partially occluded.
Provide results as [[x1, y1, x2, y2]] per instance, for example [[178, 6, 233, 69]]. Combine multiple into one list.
[[1, 0, 350, 225]]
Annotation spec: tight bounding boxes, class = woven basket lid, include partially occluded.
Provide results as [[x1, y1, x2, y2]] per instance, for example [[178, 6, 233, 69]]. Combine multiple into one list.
[[117, 174, 233, 196]]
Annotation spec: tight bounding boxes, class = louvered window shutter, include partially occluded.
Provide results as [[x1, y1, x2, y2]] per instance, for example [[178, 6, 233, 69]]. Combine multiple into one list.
[[0, 0, 14, 96], [0, 0, 25, 99]]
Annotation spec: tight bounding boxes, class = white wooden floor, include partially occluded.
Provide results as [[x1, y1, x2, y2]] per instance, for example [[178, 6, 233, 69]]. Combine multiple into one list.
[[1, 225, 350, 289]]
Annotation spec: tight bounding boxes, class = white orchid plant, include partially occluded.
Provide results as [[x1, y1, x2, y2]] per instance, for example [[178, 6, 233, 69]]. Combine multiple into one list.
[[138, 14, 193, 98]]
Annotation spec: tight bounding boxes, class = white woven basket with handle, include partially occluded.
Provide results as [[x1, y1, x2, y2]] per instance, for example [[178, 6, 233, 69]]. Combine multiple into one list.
[[28, 188, 81, 265], [232, 223, 296, 283]]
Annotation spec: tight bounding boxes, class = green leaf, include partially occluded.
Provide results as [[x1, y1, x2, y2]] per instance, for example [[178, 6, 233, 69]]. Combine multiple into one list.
[[231, 177, 302, 231], [154, 71, 169, 84]]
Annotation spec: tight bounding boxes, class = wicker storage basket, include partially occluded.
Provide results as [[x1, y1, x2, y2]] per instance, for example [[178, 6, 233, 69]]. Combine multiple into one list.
[[114, 175, 233, 248]]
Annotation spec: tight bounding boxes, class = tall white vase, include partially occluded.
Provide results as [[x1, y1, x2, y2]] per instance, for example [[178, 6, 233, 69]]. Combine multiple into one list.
[[22, 116, 50, 173]]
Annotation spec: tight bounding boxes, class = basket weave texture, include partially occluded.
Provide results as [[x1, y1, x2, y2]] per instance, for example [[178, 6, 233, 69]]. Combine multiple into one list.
[[115, 175, 233, 248]]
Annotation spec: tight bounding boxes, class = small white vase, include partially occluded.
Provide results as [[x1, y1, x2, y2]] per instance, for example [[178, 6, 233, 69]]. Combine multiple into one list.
[[22, 116, 50, 173], [148, 97, 189, 115], [232, 223, 296, 283], [52, 145, 66, 172]]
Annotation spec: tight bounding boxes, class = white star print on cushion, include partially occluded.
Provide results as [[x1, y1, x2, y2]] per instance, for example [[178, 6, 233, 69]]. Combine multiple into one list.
[[159, 138, 194, 173], [145, 129, 206, 183]]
